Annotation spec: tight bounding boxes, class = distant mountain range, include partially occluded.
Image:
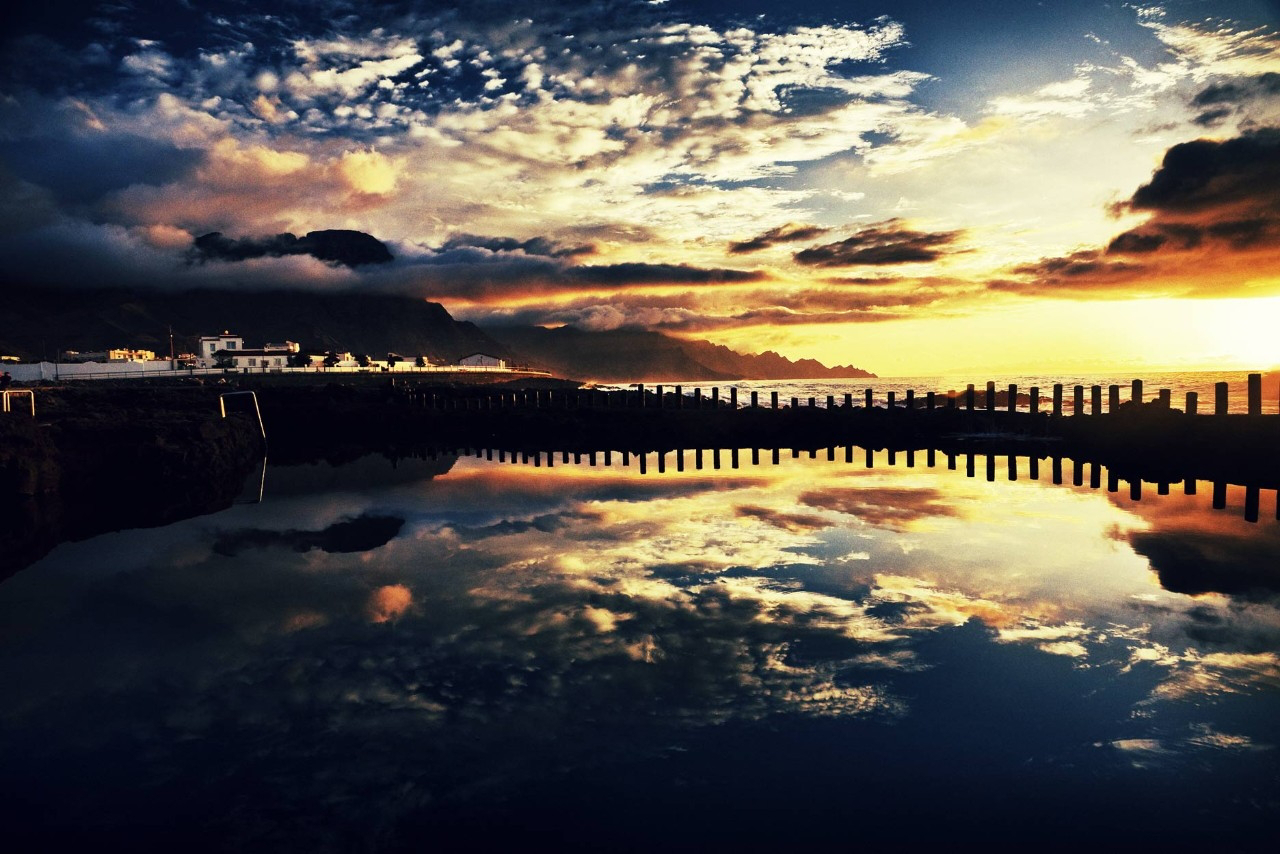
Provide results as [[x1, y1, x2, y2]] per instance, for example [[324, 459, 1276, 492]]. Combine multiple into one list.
[[483, 325, 874, 381], [0, 285, 873, 381]]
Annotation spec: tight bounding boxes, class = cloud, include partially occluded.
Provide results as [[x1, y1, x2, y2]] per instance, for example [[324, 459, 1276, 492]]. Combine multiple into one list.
[[793, 220, 964, 267], [734, 505, 832, 533], [728, 223, 831, 254], [997, 128, 1280, 298], [440, 234, 596, 258], [189, 229, 394, 267], [798, 487, 961, 531]]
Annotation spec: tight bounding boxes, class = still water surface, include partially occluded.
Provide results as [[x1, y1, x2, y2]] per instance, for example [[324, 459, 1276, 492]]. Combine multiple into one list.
[[2, 449, 1277, 850]]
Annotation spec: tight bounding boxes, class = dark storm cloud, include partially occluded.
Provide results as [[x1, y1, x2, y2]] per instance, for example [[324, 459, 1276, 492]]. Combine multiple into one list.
[[440, 234, 596, 258], [793, 220, 963, 267], [213, 515, 406, 556], [728, 223, 831, 254], [1129, 529, 1280, 602], [997, 128, 1280, 297], [564, 262, 765, 286], [1121, 128, 1280, 215], [190, 230, 394, 267], [1189, 73, 1280, 125]]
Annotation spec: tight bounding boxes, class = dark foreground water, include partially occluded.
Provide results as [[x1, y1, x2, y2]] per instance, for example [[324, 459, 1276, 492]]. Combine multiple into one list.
[[2, 449, 1277, 851]]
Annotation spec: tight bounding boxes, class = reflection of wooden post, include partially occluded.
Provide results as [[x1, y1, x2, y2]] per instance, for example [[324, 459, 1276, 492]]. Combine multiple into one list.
[[772, 448, 780, 465], [732, 448, 740, 468], [1029, 456, 1039, 480], [1186, 392, 1198, 415], [827, 446, 835, 462], [752, 448, 760, 466], [1052, 457, 1062, 485], [1108, 471, 1118, 493], [1157, 482, 1168, 495], [966, 453, 975, 478], [1090, 464, 1100, 490], [1131, 379, 1143, 405], [1109, 385, 1120, 414], [888, 449, 897, 466], [1072, 460, 1083, 487], [1007, 384, 1017, 414], [846, 445, 853, 464], [1215, 381, 1228, 415], [867, 448, 875, 468], [1091, 385, 1102, 415], [657, 452, 665, 474], [1248, 372, 1261, 416], [713, 449, 721, 469], [1074, 385, 1084, 418], [677, 450, 685, 472], [927, 448, 936, 467], [948, 453, 956, 471], [1007, 455, 1017, 481], [1130, 479, 1141, 501], [1212, 481, 1226, 509], [1052, 384, 1062, 417], [1245, 486, 1259, 523], [695, 448, 703, 470], [986, 454, 995, 481]]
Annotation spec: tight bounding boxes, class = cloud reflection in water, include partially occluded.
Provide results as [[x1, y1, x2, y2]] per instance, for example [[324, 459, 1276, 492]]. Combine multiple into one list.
[[1, 451, 1277, 847]]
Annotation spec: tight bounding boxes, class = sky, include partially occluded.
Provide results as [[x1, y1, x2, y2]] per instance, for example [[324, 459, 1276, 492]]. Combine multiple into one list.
[[2, 0, 1279, 376]]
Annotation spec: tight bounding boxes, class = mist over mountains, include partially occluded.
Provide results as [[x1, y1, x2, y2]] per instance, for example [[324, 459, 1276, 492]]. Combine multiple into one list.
[[1, 285, 873, 381]]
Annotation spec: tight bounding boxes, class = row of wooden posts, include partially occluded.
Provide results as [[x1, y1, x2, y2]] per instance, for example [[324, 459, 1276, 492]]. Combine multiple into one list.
[[406, 374, 1275, 417], [409, 444, 1276, 523]]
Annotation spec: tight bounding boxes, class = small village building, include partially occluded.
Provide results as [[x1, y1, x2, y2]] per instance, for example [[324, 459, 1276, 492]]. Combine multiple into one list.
[[199, 333, 244, 361], [107, 348, 157, 362], [458, 353, 507, 369]]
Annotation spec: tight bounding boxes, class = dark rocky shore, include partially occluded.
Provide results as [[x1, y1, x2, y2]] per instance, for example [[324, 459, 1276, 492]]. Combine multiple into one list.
[[4, 376, 1277, 575]]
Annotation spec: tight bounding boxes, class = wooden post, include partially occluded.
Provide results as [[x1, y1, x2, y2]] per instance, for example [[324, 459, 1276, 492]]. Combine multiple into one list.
[[751, 390, 759, 408], [966, 384, 976, 411], [694, 387, 703, 409], [637, 383, 645, 408], [771, 391, 779, 410], [866, 388, 874, 408], [827, 394, 835, 409], [1074, 385, 1084, 418], [888, 391, 897, 409], [1052, 384, 1062, 417], [712, 387, 720, 407], [1158, 388, 1170, 408], [1131, 378, 1143, 405], [792, 397, 799, 409], [1248, 372, 1262, 416], [1029, 387, 1039, 417], [906, 390, 915, 411], [927, 391, 936, 411], [731, 387, 738, 409], [1007, 384, 1017, 414], [808, 396, 816, 408], [675, 385, 684, 410], [1091, 385, 1102, 416], [1215, 381, 1228, 415], [845, 392, 853, 408], [1109, 385, 1120, 414], [986, 381, 995, 413], [656, 384, 664, 408], [1186, 391, 1198, 415]]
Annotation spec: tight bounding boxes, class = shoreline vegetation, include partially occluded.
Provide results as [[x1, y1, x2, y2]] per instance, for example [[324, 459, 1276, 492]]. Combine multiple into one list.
[[3, 372, 1277, 576]]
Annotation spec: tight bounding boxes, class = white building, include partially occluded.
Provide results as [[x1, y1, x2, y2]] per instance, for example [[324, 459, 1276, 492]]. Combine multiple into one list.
[[458, 353, 507, 369], [198, 332, 244, 361]]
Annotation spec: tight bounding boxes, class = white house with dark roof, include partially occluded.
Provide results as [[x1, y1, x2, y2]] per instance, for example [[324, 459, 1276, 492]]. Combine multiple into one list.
[[458, 353, 507, 369]]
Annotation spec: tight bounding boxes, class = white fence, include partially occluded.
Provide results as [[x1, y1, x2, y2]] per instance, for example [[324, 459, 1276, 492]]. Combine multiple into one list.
[[4, 361, 547, 383]]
